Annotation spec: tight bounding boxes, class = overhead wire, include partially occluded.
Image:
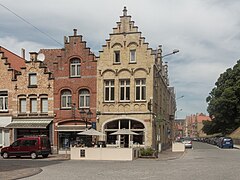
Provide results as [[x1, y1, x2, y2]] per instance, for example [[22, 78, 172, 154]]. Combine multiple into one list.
[[0, 3, 63, 46]]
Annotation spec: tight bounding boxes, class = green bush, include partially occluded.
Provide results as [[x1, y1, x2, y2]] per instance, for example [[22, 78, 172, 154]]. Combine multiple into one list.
[[140, 147, 155, 156]]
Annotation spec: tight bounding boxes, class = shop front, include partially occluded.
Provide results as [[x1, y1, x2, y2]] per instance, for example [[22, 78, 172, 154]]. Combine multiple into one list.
[[5, 119, 53, 144], [55, 124, 92, 153], [0, 116, 11, 147]]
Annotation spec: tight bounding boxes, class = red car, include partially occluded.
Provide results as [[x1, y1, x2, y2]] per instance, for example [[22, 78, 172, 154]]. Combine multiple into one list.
[[1, 136, 51, 159]]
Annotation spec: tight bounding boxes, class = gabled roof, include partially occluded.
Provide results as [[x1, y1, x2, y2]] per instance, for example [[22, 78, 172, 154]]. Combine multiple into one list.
[[196, 113, 211, 123], [0, 46, 25, 71]]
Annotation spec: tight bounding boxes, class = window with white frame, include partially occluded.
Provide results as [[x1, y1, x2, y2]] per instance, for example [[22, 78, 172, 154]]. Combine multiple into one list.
[[79, 89, 90, 108], [61, 90, 72, 108], [19, 98, 26, 113], [104, 80, 115, 102], [29, 73, 37, 86], [41, 98, 48, 113], [70, 58, 81, 77], [30, 98, 37, 113], [120, 80, 130, 101], [114, 51, 120, 63], [130, 49, 136, 63], [0, 91, 8, 112], [135, 79, 146, 101]]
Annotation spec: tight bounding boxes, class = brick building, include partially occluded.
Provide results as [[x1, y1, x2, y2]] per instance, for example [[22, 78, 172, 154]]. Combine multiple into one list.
[[185, 113, 211, 137], [97, 7, 176, 150], [0, 46, 25, 146], [0, 47, 54, 145], [40, 29, 97, 152]]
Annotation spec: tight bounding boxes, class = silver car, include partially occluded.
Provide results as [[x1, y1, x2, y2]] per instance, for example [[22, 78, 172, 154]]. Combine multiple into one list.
[[182, 137, 192, 148]]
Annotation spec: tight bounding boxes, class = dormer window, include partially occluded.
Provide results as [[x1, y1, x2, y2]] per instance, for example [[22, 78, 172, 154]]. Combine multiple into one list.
[[114, 51, 120, 63], [29, 73, 37, 87], [70, 58, 81, 77]]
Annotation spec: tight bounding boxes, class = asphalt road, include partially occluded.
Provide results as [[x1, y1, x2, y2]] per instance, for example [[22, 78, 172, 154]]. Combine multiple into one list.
[[1, 142, 240, 180]]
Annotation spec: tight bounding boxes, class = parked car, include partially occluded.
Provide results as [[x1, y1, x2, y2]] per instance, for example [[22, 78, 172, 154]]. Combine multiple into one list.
[[1, 135, 51, 159], [218, 137, 234, 148], [181, 137, 192, 148]]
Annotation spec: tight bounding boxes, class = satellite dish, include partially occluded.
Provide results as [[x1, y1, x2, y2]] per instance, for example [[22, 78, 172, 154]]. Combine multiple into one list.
[[37, 53, 45, 61]]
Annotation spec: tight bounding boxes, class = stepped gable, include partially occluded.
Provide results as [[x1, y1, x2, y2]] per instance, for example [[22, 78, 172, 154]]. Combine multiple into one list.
[[38, 49, 62, 72], [112, 6, 139, 34], [0, 46, 25, 71], [26, 52, 54, 80], [39, 29, 96, 72], [100, 7, 152, 55], [0, 46, 26, 80]]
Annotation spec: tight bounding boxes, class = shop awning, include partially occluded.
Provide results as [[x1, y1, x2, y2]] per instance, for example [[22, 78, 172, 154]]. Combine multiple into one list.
[[5, 119, 52, 129], [55, 125, 90, 132], [0, 116, 11, 128]]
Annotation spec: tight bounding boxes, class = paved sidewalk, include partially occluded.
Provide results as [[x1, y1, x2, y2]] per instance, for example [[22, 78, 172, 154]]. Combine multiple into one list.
[[234, 144, 240, 149], [158, 149, 185, 161]]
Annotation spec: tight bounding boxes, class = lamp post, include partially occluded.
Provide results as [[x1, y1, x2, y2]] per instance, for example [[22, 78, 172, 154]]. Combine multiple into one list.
[[176, 109, 183, 120], [79, 108, 93, 129], [161, 49, 179, 59]]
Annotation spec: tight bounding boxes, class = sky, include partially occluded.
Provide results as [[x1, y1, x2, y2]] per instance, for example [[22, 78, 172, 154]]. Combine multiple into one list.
[[1, 0, 240, 119]]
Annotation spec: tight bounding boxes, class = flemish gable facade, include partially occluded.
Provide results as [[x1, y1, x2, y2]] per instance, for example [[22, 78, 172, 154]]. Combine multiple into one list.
[[97, 7, 176, 150], [40, 29, 97, 152], [0, 47, 54, 146]]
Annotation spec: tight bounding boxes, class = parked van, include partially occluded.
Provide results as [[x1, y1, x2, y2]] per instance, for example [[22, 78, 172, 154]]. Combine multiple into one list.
[[1, 136, 51, 159]]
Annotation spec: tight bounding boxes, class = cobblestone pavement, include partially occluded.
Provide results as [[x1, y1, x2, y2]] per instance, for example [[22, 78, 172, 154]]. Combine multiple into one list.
[[0, 150, 184, 180], [1, 145, 239, 180], [0, 154, 70, 180]]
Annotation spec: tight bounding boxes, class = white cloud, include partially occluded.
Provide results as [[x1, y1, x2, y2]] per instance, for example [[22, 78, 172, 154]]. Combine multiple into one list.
[[0, 36, 54, 59], [1, 0, 240, 118]]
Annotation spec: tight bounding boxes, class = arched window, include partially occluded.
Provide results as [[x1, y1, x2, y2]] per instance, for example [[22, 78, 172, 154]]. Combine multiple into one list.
[[61, 90, 72, 108], [70, 58, 81, 77], [104, 119, 145, 146], [79, 89, 90, 108]]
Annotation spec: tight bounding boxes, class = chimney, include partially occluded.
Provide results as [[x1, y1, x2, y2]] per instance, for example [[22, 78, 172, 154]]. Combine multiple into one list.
[[73, 29, 77, 36], [29, 52, 38, 61], [123, 6, 127, 16], [21, 48, 25, 59], [64, 36, 68, 43]]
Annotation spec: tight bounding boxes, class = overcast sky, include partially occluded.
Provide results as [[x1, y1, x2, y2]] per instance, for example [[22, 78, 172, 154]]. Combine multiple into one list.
[[1, 0, 240, 118]]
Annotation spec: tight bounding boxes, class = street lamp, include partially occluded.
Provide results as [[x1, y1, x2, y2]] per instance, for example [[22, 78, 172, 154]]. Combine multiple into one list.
[[176, 95, 184, 100], [161, 49, 179, 59], [80, 109, 93, 128]]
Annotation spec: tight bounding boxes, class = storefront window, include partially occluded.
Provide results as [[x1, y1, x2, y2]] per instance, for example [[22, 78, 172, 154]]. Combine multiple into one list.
[[105, 119, 145, 145]]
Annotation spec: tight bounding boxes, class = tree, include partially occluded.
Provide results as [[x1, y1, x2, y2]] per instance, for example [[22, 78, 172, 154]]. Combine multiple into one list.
[[205, 60, 240, 135]]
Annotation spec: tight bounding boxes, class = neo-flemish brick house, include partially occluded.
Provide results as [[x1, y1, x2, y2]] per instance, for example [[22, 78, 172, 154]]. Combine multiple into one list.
[[40, 29, 97, 152], [97, 7, 176, 150], [1, 47, 54, 146], [0, 46, 25, 147]]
